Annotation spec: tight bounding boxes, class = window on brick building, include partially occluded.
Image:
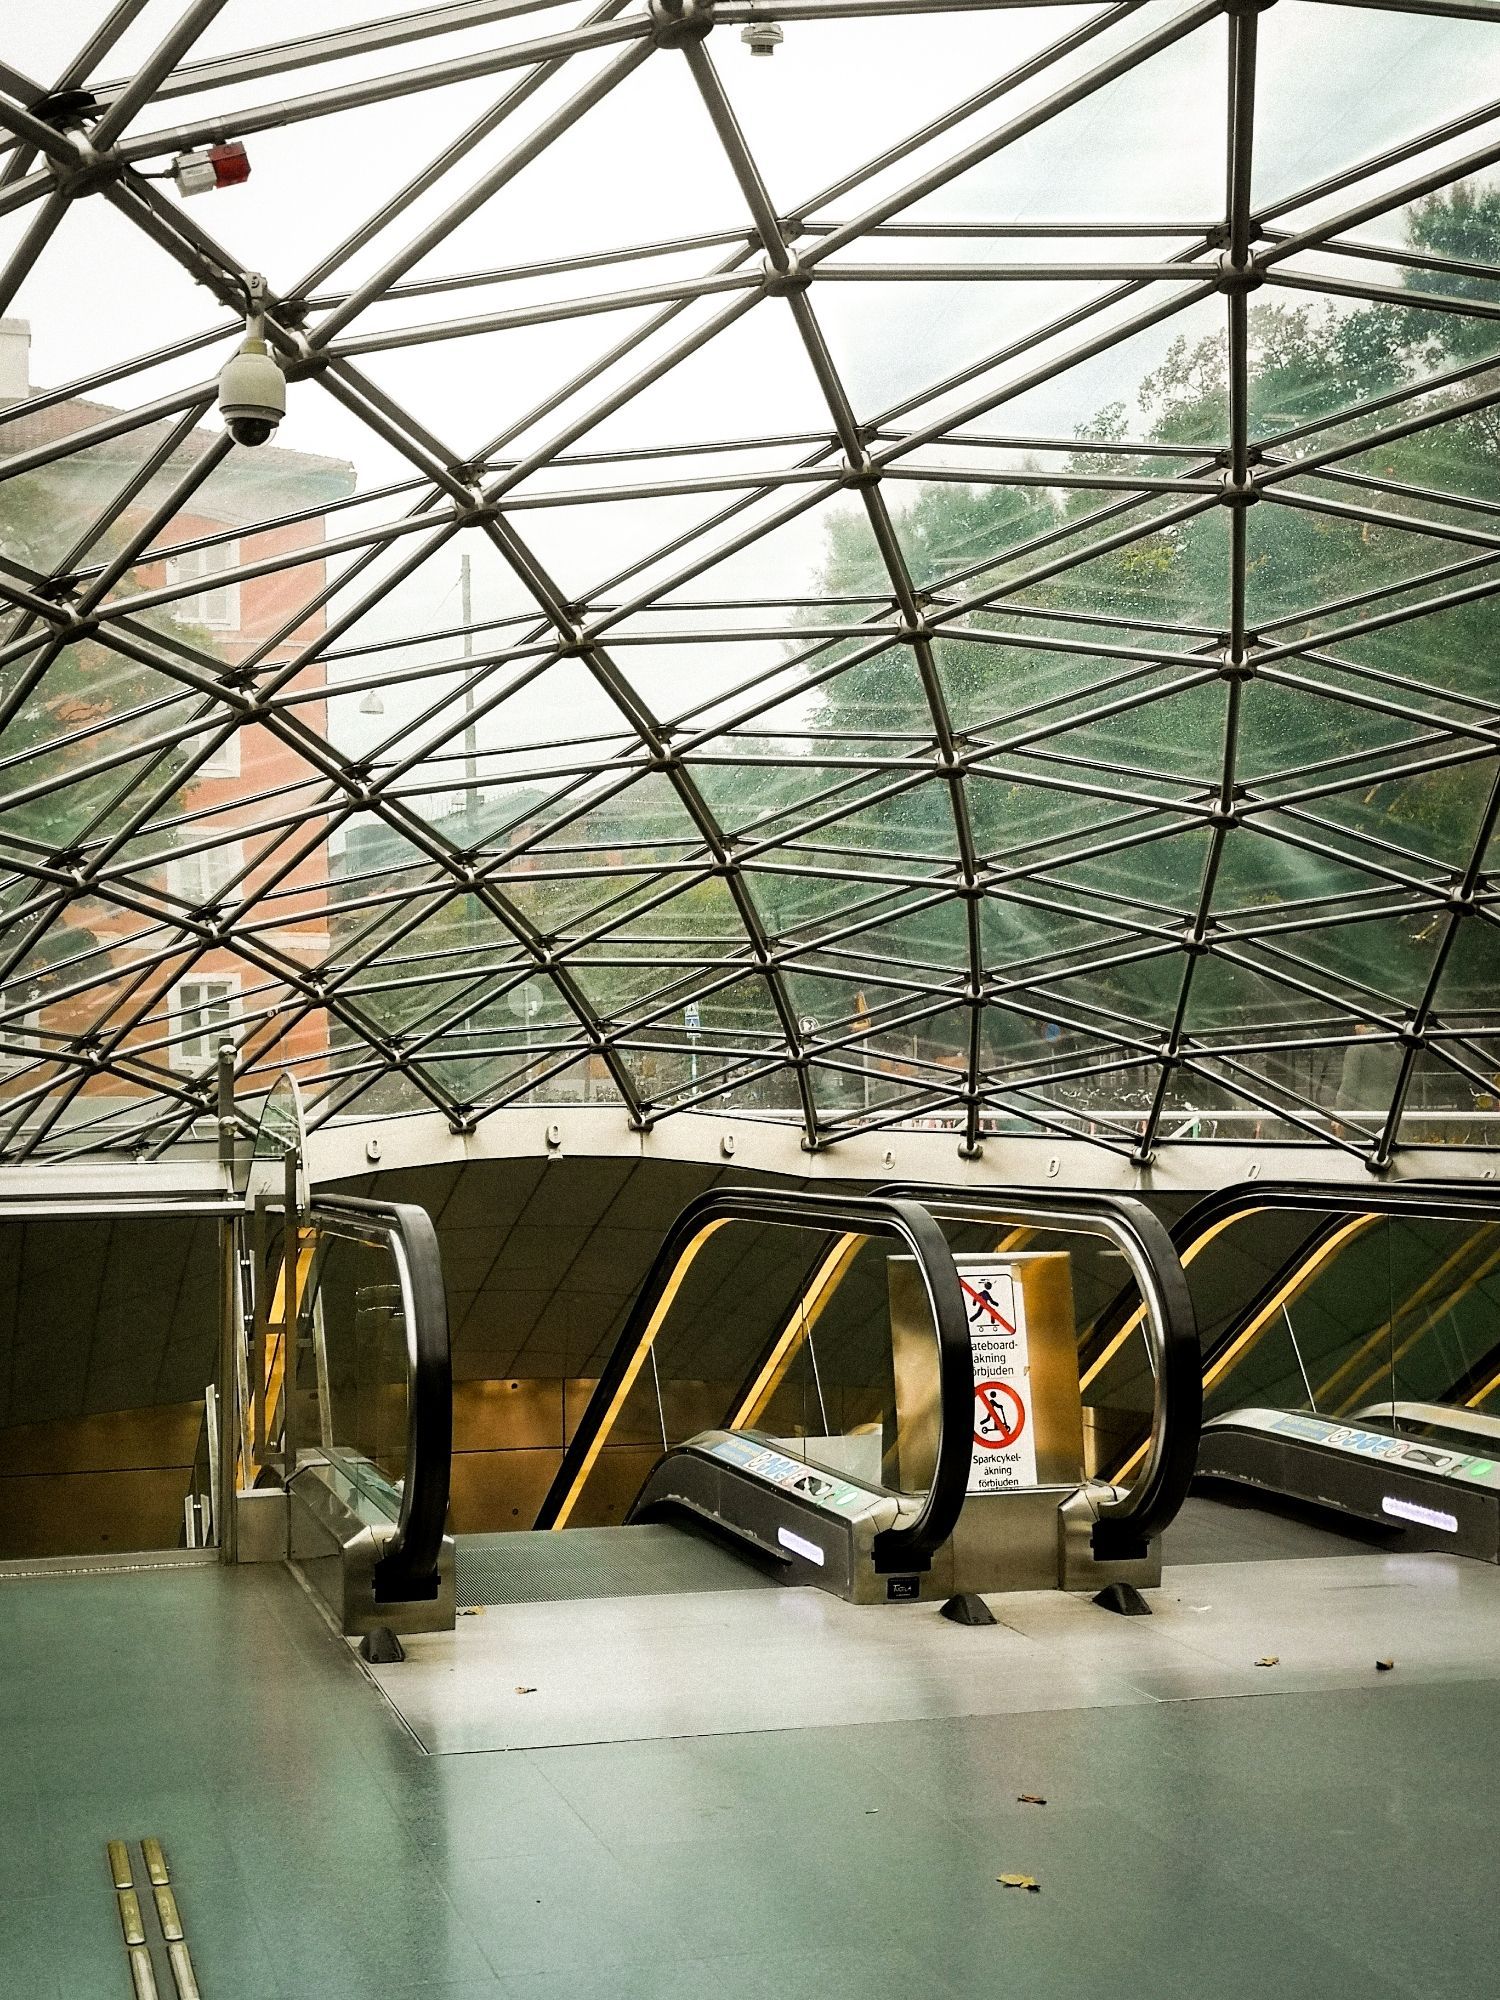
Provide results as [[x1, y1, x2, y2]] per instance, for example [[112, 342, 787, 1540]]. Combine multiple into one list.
[[167, 538, 240, 630], [186, 726, 242, 779], [168, 839, 244, 910], [171, 976, 239, 1069]]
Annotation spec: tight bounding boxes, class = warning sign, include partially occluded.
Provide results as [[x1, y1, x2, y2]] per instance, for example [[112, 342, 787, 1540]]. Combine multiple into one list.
[[974, 1380, 1026, 1451], [961, 1264, 1037, 1492]]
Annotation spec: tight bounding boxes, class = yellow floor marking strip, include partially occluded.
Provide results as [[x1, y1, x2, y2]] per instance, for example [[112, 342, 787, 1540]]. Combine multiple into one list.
[[167, 1938, 202, 1999], [128, 1945, 160, 2000], [108, 1838, 203, 1998], [118, 1887, 146, 1946]]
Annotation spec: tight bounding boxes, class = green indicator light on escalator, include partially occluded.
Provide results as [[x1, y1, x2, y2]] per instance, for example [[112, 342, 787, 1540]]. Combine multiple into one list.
[[1465, 1458, 1494, 1477]]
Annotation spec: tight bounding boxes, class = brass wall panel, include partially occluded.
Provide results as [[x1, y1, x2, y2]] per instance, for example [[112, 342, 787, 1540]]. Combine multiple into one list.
[[569, 1444, 661, 1529], [659, 1379, 738, 1438], [0, 1466, 194, 1559], [1007, 1253, 1086, 1488], [449, 1447, 562, 1533], [0, 1402, 203, 1476], [452, 1379, 565, 1453]]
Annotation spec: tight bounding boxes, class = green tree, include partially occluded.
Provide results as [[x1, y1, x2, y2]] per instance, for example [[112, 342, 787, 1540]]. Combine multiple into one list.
[[798, 187, 1500, 1118]]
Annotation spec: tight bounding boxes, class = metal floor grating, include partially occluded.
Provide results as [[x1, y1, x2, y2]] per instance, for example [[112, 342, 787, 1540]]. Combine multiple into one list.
[[454, 1524, 777, 1606]]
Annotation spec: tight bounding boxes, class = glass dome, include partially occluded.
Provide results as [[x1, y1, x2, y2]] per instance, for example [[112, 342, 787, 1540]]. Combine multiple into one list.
[[2, 0, 1499, 1167]]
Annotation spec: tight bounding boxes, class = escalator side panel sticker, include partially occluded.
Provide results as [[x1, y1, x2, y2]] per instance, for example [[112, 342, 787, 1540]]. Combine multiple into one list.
[[1263, 1411, 1496, 1483], [708, 1434, 870, 1515]]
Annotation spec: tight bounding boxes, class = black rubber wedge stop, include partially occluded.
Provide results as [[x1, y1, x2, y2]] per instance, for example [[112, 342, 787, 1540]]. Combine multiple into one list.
[[940, 1592, 997, 1626], [359, 1625, 406, 1663], [1093, 1583, 1152, 1617]]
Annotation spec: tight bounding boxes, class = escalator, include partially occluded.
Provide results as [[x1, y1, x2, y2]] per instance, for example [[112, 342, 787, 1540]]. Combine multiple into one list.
[[458, 1183, 1200, 1612], [234, 1159, 1202, 1627], [1087, 1185, 1500, 1560]]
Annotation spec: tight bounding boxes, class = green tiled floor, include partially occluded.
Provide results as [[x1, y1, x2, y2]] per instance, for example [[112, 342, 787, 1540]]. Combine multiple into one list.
[[0, 1562, 1492, 1998]]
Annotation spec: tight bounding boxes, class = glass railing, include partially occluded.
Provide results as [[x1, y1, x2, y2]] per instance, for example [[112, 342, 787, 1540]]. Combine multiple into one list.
[[252, 1189, 451, 1604], [535, 1189, 972, 1577], [1088, 1184, 1500, 1474], [534, 1183, 1201, 1568]]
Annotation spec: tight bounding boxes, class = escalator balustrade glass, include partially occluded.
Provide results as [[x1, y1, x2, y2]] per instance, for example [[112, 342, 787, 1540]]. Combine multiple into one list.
[[553, 1220, 936, 1534]]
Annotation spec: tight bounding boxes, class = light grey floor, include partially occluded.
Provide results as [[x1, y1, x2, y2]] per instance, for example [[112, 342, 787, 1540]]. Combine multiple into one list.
[[366, 1542, 1500, 1753], [5, 1554, 1499, 1997]]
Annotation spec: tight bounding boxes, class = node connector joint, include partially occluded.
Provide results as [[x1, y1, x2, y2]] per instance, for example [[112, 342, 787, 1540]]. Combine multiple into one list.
[[840, 452, 880, 489], [762, 249, 810, 296], [1215, 251, 1264, 296], [650, 0, 714, 46], [1219, 469, 1261, 507]]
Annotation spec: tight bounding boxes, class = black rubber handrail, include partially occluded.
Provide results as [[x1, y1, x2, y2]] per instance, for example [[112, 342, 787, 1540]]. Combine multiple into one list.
[[1167, 1178, 1500, 1243], [271, 1191, 452, 1604], [533, 1187, 971, 1575], [877, 1183, 1201, 1560]]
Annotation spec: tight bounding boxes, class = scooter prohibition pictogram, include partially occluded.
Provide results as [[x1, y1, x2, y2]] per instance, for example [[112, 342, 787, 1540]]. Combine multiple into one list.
[[973, 1378, 1026, 1450]]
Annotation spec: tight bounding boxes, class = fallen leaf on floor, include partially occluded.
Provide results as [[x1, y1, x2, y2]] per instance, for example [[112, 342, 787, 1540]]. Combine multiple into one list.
[[1017, 1794, 1047, 1806], [457, 1605, 485, 1618], [1255, 1655, 1279, 1667], [998, 1874, 1041, 1892], [515, 1685, 537, 1695], [1375, 1658, 1395, 1672]]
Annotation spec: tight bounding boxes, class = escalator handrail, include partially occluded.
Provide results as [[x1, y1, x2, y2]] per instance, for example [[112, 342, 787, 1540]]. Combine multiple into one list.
[[268, 1191, 452, 1603], [533, 1187, 971, 1575], [877, 1182, 1201, 1559], [1168, 1179, 1500, 1244]]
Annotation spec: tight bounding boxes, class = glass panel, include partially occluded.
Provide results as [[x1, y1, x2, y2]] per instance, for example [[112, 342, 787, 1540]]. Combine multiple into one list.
[[300, 1226, 413, 1524], [562, 1220, 946, 1528], [0, 1213, 221, 1558], [5, 0, 1500, 1163]]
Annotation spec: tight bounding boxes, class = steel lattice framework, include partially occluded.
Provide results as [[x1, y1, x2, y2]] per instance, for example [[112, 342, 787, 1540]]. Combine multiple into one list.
[[2, 0, 1500, 1170]]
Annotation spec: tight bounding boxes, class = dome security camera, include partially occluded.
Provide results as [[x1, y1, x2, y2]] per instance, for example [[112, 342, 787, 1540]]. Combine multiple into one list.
[[218, 332, 285, 447]]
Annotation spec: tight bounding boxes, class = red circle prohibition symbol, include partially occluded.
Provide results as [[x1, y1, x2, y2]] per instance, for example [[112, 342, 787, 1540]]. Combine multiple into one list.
[[973, 1379, 1026, 1450]]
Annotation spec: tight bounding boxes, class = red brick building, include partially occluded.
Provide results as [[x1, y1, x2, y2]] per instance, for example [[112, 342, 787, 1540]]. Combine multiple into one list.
[[0, 319, 356, 1132]]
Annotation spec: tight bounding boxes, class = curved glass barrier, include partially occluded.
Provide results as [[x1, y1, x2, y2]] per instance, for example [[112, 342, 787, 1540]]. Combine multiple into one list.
[[252, 1191, 451, 1603], [535, 1190, 970, 1576], [1088, 1185, 1500, 1481], [248, 1071, 308, 1199]]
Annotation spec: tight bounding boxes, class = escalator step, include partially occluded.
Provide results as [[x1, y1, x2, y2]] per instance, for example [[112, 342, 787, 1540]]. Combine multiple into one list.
[[455, 1524, 777, 1606]]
